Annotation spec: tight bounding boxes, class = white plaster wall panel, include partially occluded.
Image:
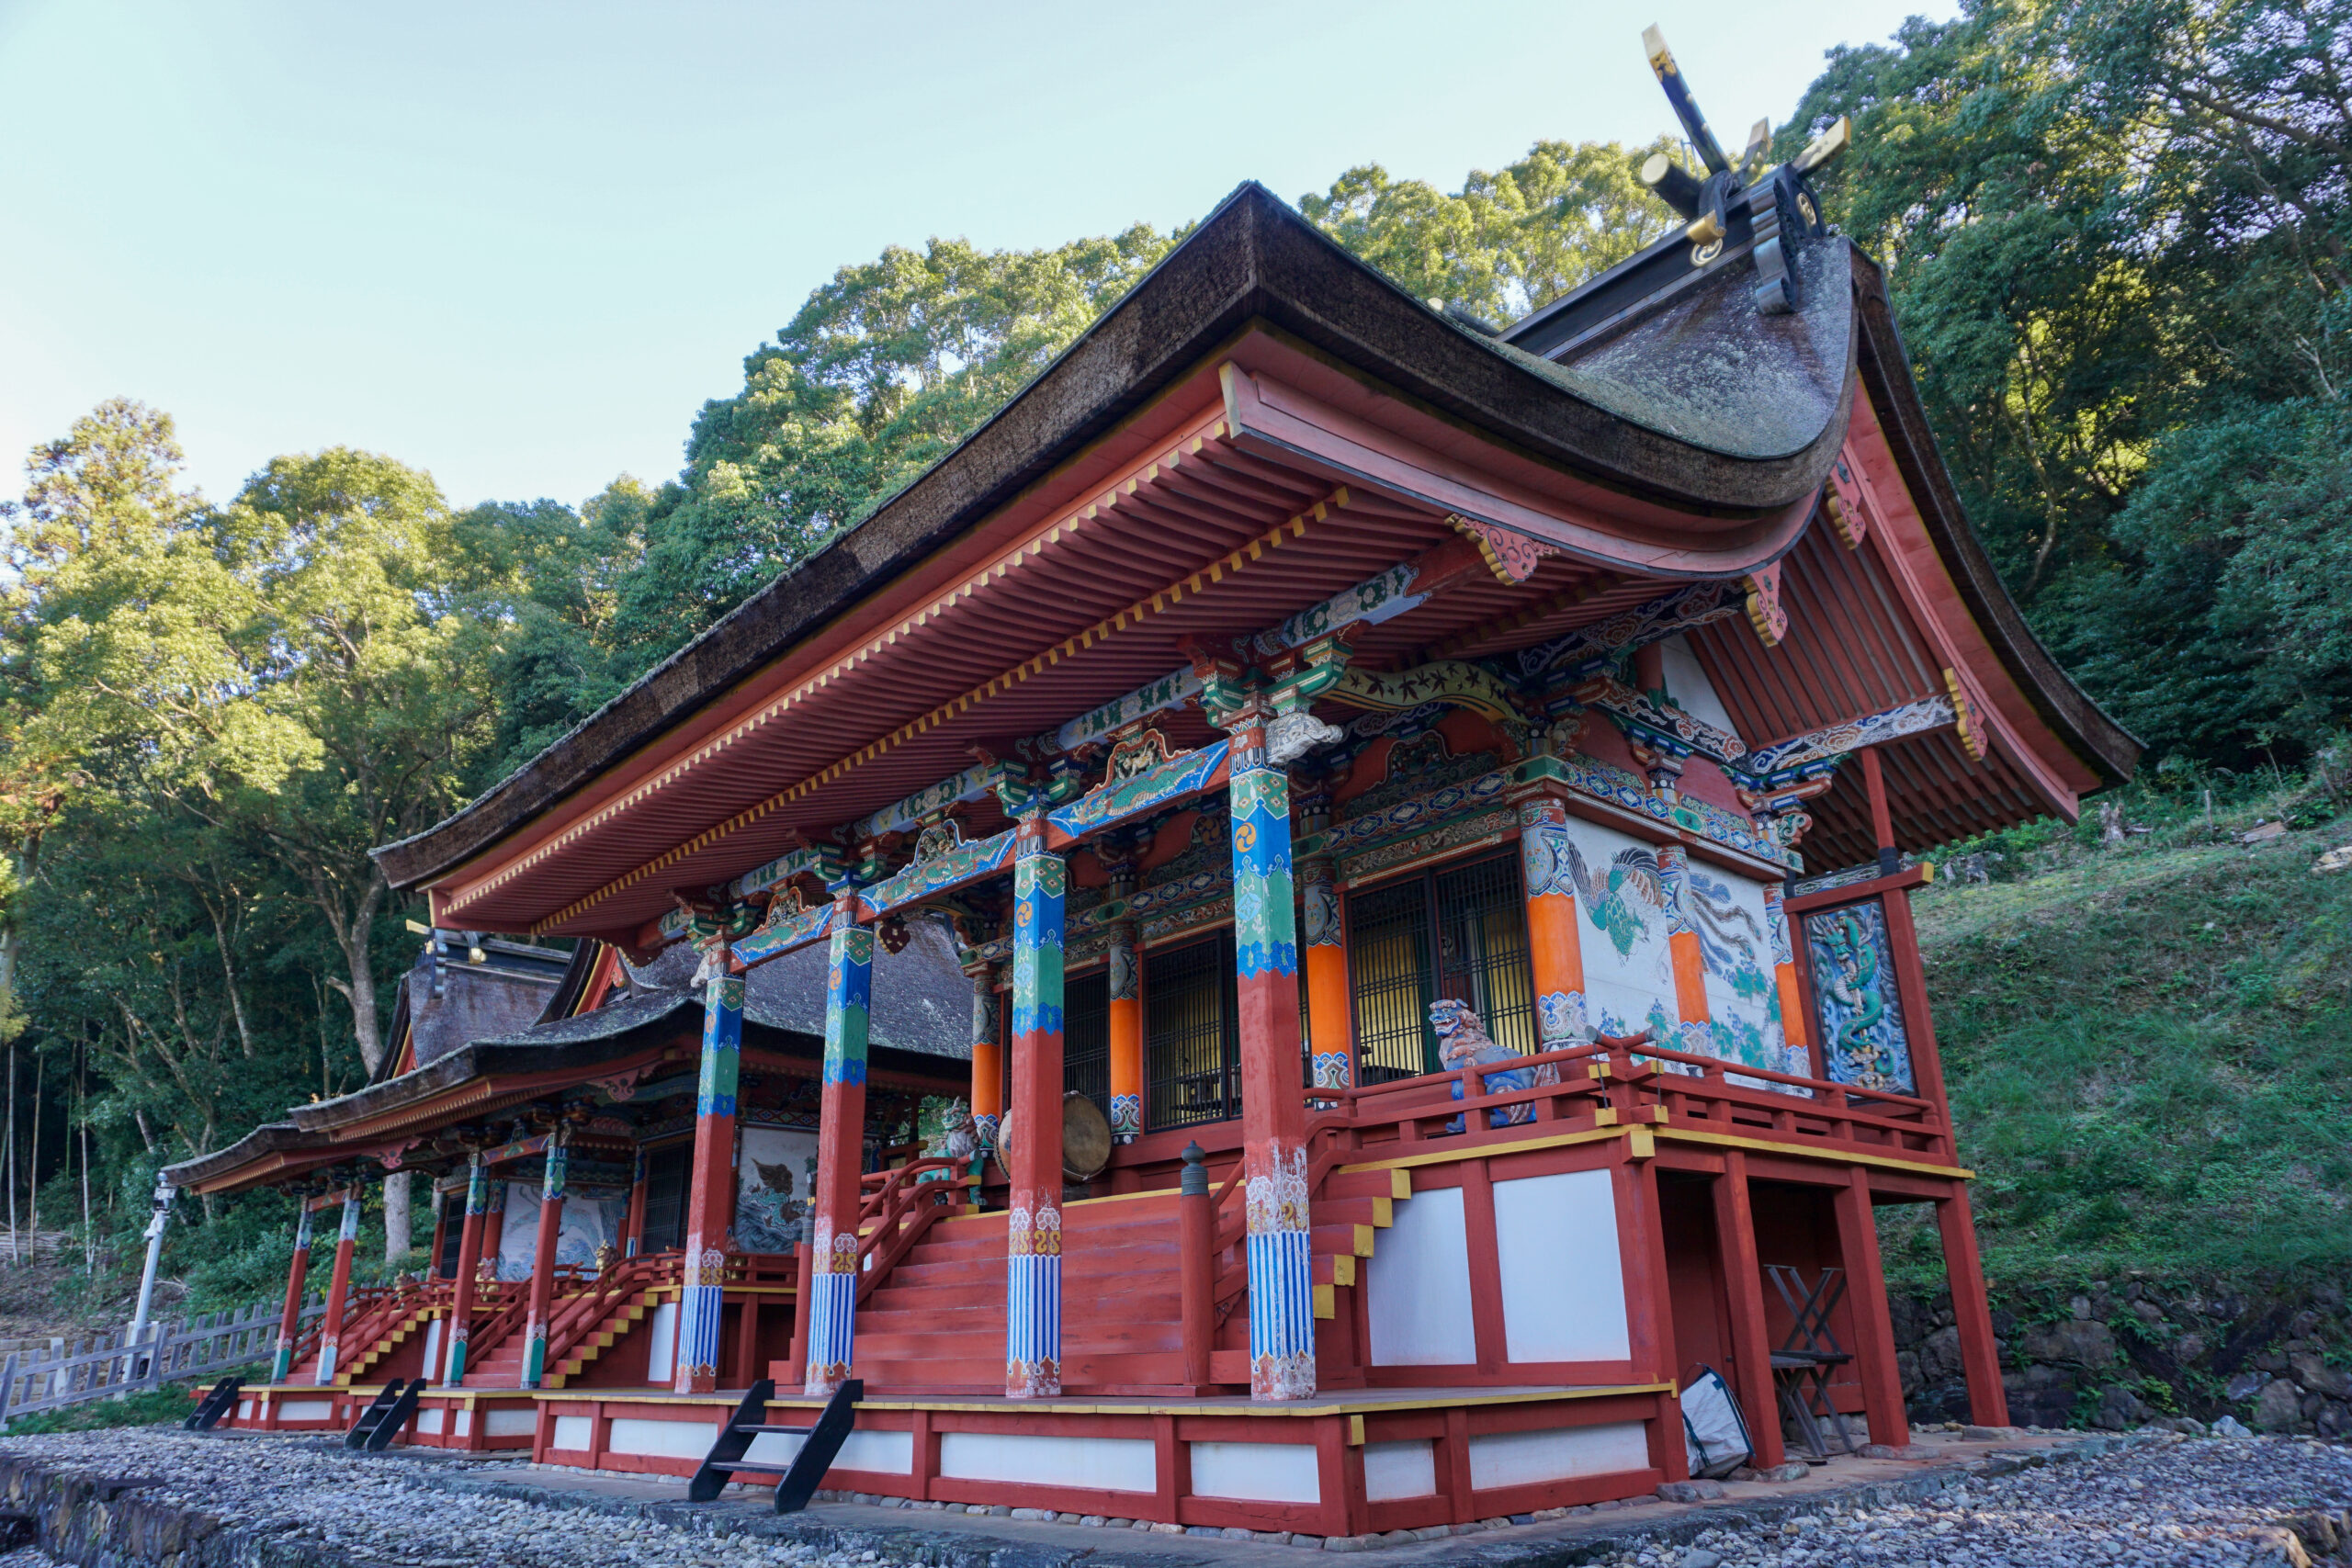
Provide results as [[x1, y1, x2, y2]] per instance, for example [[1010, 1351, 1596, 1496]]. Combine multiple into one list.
[[550, 1415, 594, 1451], [236, 1401, 254, 1420], [609, 1416, 721, 1459], [1362, 1440, 1438, 1502], [644, 1301, 678, 1384], [484, 1408, 539, 1438], [415, 1408, 445, 1434], [1190, 1441, 1321, 1504], [276, 1399, 334, 1423], [745, 1428, 913, 1474], [1659, 635, 1741, 742], [455, 1408, 474, 1437], [1466, 1422, 1651, 1490], [421, 1320, 443, 1382], [1493, 1169, 1631, 1363], [1558, 818, 1679, 1043], [1366, 1187, 1478, 1366], [938, 1432, 1156, 1494]]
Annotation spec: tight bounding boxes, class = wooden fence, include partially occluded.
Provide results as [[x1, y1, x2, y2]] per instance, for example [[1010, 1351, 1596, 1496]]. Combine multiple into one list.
[[0, 1295, 325, 1427]]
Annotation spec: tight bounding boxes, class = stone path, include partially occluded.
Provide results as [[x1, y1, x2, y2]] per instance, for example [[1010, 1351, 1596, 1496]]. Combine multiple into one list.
[[0, 1427, 2342, 1567]]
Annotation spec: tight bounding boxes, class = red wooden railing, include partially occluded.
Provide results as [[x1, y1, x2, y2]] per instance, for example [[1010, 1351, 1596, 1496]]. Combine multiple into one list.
[[538, 1252, 681, 1373], [854, 1158, 965, 1304]]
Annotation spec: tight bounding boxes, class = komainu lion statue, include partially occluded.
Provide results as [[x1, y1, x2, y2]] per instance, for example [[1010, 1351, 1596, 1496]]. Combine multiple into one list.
[[1430, 998, 1559, 1129]]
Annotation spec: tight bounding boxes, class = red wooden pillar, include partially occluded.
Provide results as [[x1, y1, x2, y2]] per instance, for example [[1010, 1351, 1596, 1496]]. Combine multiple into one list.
[[1003, 806, 1066, 1398], [522, 1135, 568, 1388], [1709, 1151, 1784, 1468], [443, 1155, 489, 1384], [805, 916, 873, 1394], [269, 1204, 314, 1382], [1860, 746, 1899, 875], [1936, 1184, 2010, 1427], [427, 1190, 451, 1278], [313, 1188, 362, 1386], [478, 1181, 508, 1288], [1833, 1166, 1908, 1447], [623, 1149, 648, 1258], [1177, 1143, 1214, 1388], [677, 964, 745, 1393]]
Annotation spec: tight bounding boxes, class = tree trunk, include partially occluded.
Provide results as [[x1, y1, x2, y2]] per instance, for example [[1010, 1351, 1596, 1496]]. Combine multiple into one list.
[[339, 878, 386, 1076], [382, 1169, 413, 1263]]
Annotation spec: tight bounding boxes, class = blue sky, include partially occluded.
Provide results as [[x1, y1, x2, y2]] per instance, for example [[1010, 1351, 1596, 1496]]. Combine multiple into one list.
[[0, 1, 1954, 510]]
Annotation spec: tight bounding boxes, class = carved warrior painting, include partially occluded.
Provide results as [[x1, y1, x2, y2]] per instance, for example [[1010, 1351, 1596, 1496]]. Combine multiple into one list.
[[734, 1125, 820, 1252], [1553, 817, 1804, 1083], [1803, 899, 1916, 1095], [493, 1184, 632, 1280]]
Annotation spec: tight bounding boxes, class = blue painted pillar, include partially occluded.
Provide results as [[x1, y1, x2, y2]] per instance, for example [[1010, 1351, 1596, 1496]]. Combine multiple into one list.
[[1004, 812, 1066, 1397], [674, 968, 743, 1393], [804, 918, 874, 1395]]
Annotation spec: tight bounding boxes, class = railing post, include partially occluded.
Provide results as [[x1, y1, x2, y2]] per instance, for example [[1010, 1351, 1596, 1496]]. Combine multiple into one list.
[[0, 1350, 17, 1429], [1178, 1143, 1215, 1389], [787, 1241, 813, 1388]]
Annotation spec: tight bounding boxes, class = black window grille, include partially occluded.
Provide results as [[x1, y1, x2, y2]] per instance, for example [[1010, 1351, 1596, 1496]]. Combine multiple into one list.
[[1347, 852, 1536, 1084], [1064, 967, 1110, 1118], [435, 1197, 464, 1279], [638, 1142, 692, 1254], [1145, 930, 1238, 1131]]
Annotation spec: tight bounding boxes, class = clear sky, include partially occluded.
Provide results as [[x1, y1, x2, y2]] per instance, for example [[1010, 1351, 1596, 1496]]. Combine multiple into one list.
[[0, 0, 1953, 511]]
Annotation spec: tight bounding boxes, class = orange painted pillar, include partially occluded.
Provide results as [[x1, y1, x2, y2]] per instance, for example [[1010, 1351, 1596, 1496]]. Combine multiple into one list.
[[1517, 796, 1590, 1049], [1763, 883, 1811, 1071], [478, 1181, 507, 1283], [967, 963, 1003, 1152], [1299, 855, 1353, 1089], [804, 918, 873, 1396], [1107, 920, 1145, 1138], [1003, 805, 1066, 1398], [521, 1134, 568, 1388], [1656, 844, 1712, 1055], [269, 1204, 314, 1382], [442, 1155, 488, 1384], [676, 963, 745, 1393]]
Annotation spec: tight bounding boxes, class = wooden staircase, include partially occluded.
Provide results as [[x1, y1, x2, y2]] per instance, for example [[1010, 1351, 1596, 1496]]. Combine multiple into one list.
[[326, 1288, 448, 1386], [541, 1254, 680, 1389]]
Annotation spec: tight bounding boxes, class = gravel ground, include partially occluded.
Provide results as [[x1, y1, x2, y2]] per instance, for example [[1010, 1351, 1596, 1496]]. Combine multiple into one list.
[[0, 1428, 2344, 1567], [1617, 1432, 2352, 1568]]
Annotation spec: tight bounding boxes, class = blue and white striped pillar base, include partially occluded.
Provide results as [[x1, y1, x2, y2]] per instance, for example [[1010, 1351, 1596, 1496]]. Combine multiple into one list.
[[675, 1247, 727, 1388], [1005, 1203, 1061, 1397], [1245, 1147, 1316, 1401], [804, 1268, 857, 1395]]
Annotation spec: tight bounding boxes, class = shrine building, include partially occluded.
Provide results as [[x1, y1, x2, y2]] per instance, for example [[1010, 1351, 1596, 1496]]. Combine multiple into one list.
[[166, 61, 2137, 1537]]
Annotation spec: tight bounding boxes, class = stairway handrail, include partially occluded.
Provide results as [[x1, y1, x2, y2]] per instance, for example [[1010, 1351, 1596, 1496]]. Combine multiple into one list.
[[854, 1158, 960, 1304]]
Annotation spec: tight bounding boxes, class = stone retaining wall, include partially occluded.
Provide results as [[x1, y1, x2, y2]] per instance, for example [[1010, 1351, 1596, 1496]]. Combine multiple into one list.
[[1893, 1278, 2351, 1435], [0, 1452, 328, 1568]]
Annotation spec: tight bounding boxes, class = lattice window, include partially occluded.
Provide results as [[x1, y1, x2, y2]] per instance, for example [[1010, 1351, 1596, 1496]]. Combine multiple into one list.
[[435, 1196, 465, 1278], [638, 1142, 691, 1254], [1347, 852, 1536, 1084], [1064, 967, 1111, 1118], [1145, 930, 1238, 1131]]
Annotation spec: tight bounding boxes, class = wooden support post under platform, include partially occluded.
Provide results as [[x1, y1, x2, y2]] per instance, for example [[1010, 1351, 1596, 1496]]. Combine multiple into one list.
[[1517, 794, 1591, 1051], [270, 1205, 314, 1382], [676, 964, 745, 1393], [1298, 855, 1352, 1093], [1227, 706, 1314, 1402], [1004, 812, 1066, 1398], [479, 1181, 508, 1278], [1936, 1186, 2011, 1427], [623, 1149, 648, 1258], [1177, 1144, 1214, 1387], [1709, 1150, 1786, 1470], [522, 1134, 569, 1388], [1834, 1167, 1909, 1448], [313, 1189, 361, 1386], [1106, 920, 1144, 1139], [805, 916, 873, 1395], [444, 1154, 489, 1384]]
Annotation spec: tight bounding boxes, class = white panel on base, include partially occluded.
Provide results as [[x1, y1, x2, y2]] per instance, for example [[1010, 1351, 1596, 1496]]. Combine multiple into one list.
[[236, 1401, 253, 1421], [746, 1428, 913, 1474], [1362, 1440, 1437, 1502], [1190, 1441, 1320, 1504], [1366, 1186, 1477, 1366], [644, 1301, 678, 1385], [275, 1399, 333, 1423], [485, 1408, 537, 1438], [455, 1408, 473, 1437], [608, 1416, 720, 1460], [1467, 1423, 1650, 1491], [421, 1320, 443, 1382], [1493, 1168, 1632, 1363], [938, 1432, 1156, 1495], [415, 1408, 445, 1434], [551, 1415, 594, 1452]]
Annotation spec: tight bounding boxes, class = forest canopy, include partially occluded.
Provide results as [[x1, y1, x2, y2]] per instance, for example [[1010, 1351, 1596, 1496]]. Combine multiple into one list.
[[5, 0, 2346, 1299]]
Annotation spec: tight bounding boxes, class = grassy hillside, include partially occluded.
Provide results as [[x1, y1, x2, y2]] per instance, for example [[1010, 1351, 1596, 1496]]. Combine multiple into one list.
[[1881, 788, 2352, 1289]]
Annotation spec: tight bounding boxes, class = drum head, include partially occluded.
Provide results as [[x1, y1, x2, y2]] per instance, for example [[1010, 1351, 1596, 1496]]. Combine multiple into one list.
[[1061, 1091, 1113, 1180]]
